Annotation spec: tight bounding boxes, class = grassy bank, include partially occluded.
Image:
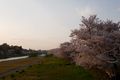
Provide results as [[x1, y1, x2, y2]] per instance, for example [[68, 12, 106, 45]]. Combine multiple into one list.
[[0, 55, 94, 80], [0, 56, 43, 74]]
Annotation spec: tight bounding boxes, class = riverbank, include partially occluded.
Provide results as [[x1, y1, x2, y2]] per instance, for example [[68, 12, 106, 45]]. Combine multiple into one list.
[[0, 54, 27, 59], [0, 55, 95, 80], [0, 56, 28, 62], [0, 54, 46, 62], [0, 56, 44, 75]]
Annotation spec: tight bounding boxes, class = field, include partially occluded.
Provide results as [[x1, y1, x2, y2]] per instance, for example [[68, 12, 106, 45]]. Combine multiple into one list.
[[0, 56, 43, 74], [0, 55, 95, 80]]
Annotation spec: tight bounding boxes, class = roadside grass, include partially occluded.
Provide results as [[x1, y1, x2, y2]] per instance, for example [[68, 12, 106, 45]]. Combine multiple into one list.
[[0, 55, 95, 80], [0, 56, 43, 74]]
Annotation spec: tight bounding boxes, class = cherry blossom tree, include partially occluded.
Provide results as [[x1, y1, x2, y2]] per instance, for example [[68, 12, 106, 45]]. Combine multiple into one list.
[[47, 42, 73, 59], [47, 15, 120, 78], [69, 15, 120, 78]]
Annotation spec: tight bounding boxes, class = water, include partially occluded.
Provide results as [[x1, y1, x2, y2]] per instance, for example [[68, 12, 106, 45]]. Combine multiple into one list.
[[0, 54, 46, 62], [38, 54, 46, 56], [0, 56, 29, 62]]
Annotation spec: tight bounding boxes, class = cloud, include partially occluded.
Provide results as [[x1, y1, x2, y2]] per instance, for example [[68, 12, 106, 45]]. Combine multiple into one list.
[[76, 6, 92, 16], [118, 8, 120, 11]]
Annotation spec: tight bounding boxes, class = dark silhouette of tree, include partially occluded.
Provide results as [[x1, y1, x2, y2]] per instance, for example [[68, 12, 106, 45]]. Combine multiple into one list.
[[0, 43, 23, 55]]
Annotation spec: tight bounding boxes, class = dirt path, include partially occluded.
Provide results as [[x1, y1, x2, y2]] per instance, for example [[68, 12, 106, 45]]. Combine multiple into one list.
[[0, 55, 45, 78]]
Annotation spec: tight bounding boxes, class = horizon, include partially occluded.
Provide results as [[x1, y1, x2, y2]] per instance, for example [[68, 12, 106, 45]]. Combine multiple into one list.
[[0, 0, 120, 50]]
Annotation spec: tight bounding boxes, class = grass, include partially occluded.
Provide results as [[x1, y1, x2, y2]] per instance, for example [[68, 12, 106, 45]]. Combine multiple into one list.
[[0, 55, 95, 80], [0, 56, 43, 74]]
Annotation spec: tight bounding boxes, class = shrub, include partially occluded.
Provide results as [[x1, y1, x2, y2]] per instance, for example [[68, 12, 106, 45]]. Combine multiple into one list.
[[10, 74, 14, 78], [28, 52, 39, 57]]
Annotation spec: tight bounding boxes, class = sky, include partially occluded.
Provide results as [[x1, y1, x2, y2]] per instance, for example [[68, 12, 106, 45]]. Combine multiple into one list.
[[0, 0, 120, 50]]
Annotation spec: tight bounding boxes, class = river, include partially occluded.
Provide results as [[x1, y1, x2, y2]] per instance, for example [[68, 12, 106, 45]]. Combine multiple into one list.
[[0, 54, 46, 62]]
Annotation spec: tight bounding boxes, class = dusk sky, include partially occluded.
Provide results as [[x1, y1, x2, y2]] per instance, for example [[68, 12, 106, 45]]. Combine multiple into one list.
[[0, 0, 120, 50]]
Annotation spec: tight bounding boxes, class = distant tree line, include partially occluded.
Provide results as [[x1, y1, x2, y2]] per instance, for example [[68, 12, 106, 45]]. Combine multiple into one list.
[[0, 43, 47, 59], [0, 43, 23, 58]]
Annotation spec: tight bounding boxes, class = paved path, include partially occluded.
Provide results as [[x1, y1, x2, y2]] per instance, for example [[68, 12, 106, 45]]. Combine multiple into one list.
[[0, 55, 45, 78]]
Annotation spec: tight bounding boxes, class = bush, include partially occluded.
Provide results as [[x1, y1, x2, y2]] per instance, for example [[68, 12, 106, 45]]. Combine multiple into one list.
[[28, 52, 39, 57]]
